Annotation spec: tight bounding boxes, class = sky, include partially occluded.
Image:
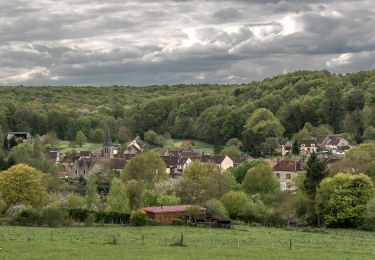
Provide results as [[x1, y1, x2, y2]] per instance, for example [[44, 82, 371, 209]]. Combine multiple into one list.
[[0, 0, 375, 86]]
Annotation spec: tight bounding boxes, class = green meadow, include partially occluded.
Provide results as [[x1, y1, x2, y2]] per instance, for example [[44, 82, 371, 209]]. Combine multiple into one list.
[[0, 225, 374, 260]]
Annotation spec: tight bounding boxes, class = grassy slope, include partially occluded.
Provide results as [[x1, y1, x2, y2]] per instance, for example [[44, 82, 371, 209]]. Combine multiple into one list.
[[55, 141, 102, 153], [163, 139, 214, 154], [0, 225, 374, 260]]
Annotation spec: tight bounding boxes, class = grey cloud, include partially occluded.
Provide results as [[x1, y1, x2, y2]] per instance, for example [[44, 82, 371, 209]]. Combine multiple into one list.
[[0, 0, 374, 86]]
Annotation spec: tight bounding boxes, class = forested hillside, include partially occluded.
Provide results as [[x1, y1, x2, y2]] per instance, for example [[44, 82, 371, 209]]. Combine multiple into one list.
[[1, 70, 375, 156]]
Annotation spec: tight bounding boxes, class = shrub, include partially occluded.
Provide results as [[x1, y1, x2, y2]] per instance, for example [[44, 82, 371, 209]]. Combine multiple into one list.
[[241, 201, 264, 223], [12, 208, 42, 226], [95, 211, 130, 224], [66, 208, 90, 222], [204, 199, 228, 218], [6, 204, 26, 217], [171, 219, 185, 226], [41, 207, 68, 227], [362, 197, 375, 231], [130, 210, 147, 226], [221, 191, 251, 219]]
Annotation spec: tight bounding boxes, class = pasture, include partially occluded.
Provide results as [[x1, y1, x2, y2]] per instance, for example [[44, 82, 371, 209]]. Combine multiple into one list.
[[0, 225, 374, 259]]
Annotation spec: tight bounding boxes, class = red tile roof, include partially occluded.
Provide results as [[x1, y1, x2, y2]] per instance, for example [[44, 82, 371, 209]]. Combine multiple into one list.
[[273, 160, 303, 172], [142, 205, 205, 214]]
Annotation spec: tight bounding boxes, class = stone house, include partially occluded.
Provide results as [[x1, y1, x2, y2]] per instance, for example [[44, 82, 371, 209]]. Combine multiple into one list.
[[273, 160, 303, 191]]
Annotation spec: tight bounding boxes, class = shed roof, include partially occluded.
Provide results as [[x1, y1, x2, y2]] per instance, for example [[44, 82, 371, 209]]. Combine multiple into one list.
[[142, 205, 205, 214]]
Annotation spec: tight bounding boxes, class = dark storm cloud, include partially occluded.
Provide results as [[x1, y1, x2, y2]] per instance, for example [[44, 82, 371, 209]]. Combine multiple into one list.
[[0, 0, 374, 85]]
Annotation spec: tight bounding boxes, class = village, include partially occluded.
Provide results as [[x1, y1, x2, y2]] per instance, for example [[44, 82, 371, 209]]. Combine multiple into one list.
[[2, 130, 352, 226]]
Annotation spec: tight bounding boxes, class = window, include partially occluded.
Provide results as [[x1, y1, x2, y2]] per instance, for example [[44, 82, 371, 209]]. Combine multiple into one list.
[[286, 174, 291, 180], [75, 170, 78, 175], [286, 182, 292, 189], [83, 170, 86, 175], [276, 173, 280, 178]]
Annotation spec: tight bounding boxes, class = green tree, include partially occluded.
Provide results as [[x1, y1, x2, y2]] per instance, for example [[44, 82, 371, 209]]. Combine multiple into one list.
[[107, 178, 128, 213], [320, 84, 344, 132], [122, 151, 167, 187], [0, 164, 47, 208], [316, 173, 374, 227], [85, 181, 99, 210], [292, 139, 300, 155], [221, 191, 251, 219], [65, 193, 85, 208], [232, 159, 268, 184], [32, 135, 43, 160], [92, 129, 105, 143], [204, 199, 228, 218], [362, 196, 375, 231], [304, 153, 328, 199], [76, 130, 87, 147], [125, 180, 144, 210], [242, 164, 279, 195]]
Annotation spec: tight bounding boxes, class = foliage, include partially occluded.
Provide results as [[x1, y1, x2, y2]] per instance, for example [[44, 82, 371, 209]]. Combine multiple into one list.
[[204, 199, 228, 218], [85, 181, 99, 210], [143, 189, 180, 207], [0, 164, 47, 208], [122, 151, 167, 188], [304, 153, 328, 199], [107, 178, 128, 213], [130, 210, 147, 226], [242, 164, 280, 195], [232, 159, 268, 184], [92, 129, 105, 143], [125, 180, 144, 210], [362, 197, 375, 231], [316, 173, 374, 227], [65, 193, 86, 209], [76, 131, 87, 147], [221, 191, 251, 219]]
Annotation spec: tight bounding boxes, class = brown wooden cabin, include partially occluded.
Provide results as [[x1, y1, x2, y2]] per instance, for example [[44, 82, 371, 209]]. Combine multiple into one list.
[[142, 205, 206, 225]]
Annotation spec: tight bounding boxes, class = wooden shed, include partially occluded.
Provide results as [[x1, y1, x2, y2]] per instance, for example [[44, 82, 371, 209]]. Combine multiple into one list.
[[142, 205, 206, 225]]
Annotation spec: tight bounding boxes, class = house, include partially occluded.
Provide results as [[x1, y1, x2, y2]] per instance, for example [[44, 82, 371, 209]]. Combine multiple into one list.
[[46, 150, 62, 164], [233, 153, 253, 168], [124, 136, 146, 155], [299, 139, 317, 153], [4, 132, 33, 142], [108, 158, 127, 174], [142, 205, 206, 225], [316, 135, 350, 155], [280, 139, 292, 156], [200, 155, 233, 171], [69, 158, 100, 178], [161, 155, 192, 177], [273, 160, 303, 191], [57, 171, 72, 179]]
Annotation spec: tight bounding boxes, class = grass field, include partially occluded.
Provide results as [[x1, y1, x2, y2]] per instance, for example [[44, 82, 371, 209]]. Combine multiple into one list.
[[55, 141, 102, 153], [163, 139, 214, 154], [0, 225, 374, 259]]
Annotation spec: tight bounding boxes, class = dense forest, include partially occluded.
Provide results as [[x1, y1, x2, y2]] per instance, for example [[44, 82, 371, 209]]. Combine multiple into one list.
[[1, 69, 375, 156]]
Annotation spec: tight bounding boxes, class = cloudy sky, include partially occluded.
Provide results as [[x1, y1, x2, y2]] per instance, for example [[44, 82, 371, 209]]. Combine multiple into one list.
[[1, 0, 375, 86]]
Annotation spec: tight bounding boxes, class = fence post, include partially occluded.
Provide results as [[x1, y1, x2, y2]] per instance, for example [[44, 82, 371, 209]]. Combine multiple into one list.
[[289, 239, 292, 250]]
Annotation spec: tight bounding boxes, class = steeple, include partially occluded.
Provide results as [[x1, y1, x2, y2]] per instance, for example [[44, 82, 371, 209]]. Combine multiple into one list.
[[103, 127, 114, 158]]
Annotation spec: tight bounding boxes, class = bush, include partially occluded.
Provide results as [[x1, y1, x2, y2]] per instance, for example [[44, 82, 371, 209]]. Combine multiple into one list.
[[6, 204, 26, 217], [41, 207, 68, 227], [362, 197, 375, 231], [171, 219, 185, 226], [241, 201, 264, 223], [95, 211, 130, 224], [204, 199, 228, 218], [221, 191, 251, 219], [66, 208, 90, 222], [130, 210, 147, 226], [12, 208, 42, 226]]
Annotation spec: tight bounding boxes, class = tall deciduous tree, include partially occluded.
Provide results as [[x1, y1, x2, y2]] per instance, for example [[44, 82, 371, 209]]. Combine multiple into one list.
[[316, 173, 374, 227], [125, 180, 144, 210], [122, 151, 167, 187], [242, 164, 279, 195], [107, 177, 128, 213], [85, 180, 99, 210], [0, 164, 47, 208]]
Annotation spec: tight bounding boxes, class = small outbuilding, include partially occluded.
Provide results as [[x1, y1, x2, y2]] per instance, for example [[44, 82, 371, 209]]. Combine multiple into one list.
[[142, 205, 206, 225]]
